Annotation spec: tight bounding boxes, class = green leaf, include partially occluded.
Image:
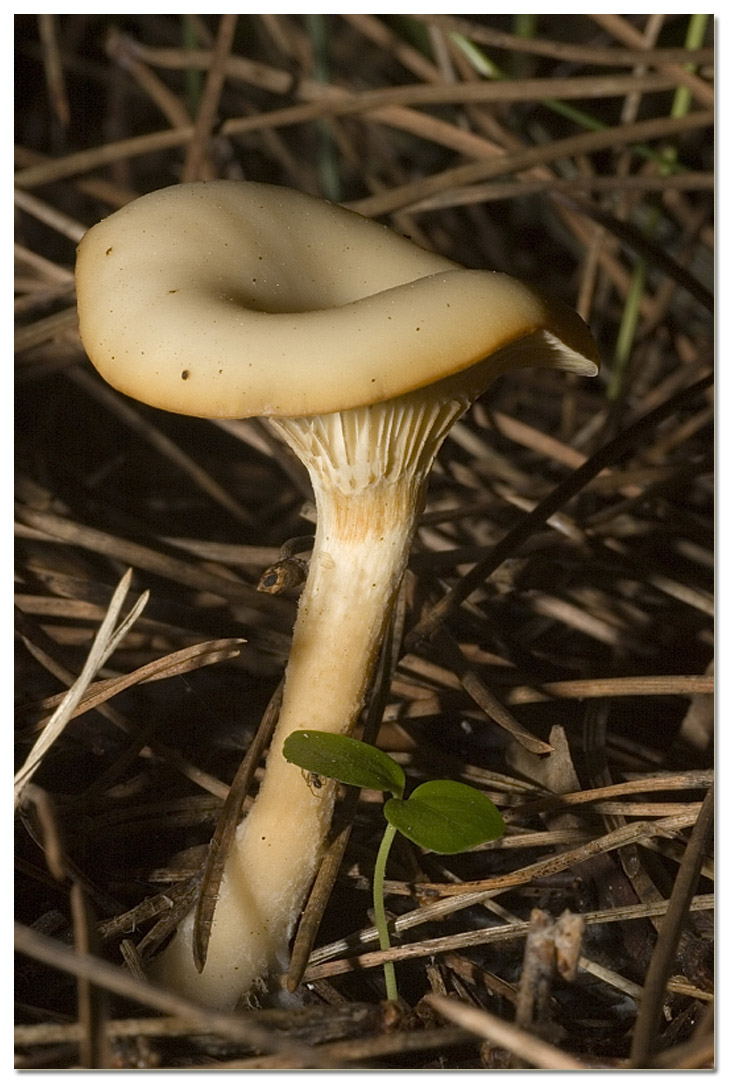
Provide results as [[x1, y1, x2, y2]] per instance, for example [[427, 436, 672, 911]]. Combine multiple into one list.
[[384, 779, 505, 854], [282, 730, 406, 797]]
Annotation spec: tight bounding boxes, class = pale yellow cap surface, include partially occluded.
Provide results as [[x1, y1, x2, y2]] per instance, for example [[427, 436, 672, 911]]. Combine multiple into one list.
[[76, 181, 599, 418]]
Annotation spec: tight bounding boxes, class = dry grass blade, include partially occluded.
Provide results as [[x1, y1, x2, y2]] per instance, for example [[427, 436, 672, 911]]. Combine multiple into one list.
[[350, 111, 713, 218], [14, 569, 147, 807], [67, 366, 257, 527], [37, 14, 69, 129], [14, 924, 343, 1068], [416, 14, 714, 72], [20, 785, 67, 882], [423, 811, 704, 895], [181, 13, 238, 182], [70, 882, 109, 1068], [425, 993, 587, 1069], [432, 627, 553, 754], [16, 14, 713, 1070], [27, 638, 246, 723], [629, 784, 715, 1067], [503, 674, 713, 705], [300, 893, 714, 984], [192, 683, 283, 972], [410, 373, 713, 646], [15, 504, 292, 625]]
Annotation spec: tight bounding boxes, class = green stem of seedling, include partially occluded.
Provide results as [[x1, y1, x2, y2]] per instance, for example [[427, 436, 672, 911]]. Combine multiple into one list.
[[372, 820, 399, 1003], [282, 729, 506, 1005]]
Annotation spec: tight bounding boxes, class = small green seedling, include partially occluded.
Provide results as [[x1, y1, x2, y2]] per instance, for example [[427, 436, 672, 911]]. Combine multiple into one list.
[[283, 729, 505, 1002]]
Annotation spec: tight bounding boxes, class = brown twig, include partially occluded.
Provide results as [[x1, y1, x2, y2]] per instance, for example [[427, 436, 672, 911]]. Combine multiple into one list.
[[629, 784, 715, 1067]]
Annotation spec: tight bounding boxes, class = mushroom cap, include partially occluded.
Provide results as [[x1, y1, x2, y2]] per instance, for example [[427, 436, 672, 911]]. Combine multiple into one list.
[[76, 180, 599, 418]]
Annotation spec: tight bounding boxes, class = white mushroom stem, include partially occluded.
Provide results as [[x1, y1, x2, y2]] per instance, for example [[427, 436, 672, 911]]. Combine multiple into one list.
[[153, 389, 470, 1009]]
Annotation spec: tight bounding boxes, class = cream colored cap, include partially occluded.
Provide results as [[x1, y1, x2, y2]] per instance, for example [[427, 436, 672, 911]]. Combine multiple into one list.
[[75, 181, 599, 418]]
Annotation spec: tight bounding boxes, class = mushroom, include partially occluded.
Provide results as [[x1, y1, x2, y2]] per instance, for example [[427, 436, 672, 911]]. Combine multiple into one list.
[[75, 180, 599, 1009]]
